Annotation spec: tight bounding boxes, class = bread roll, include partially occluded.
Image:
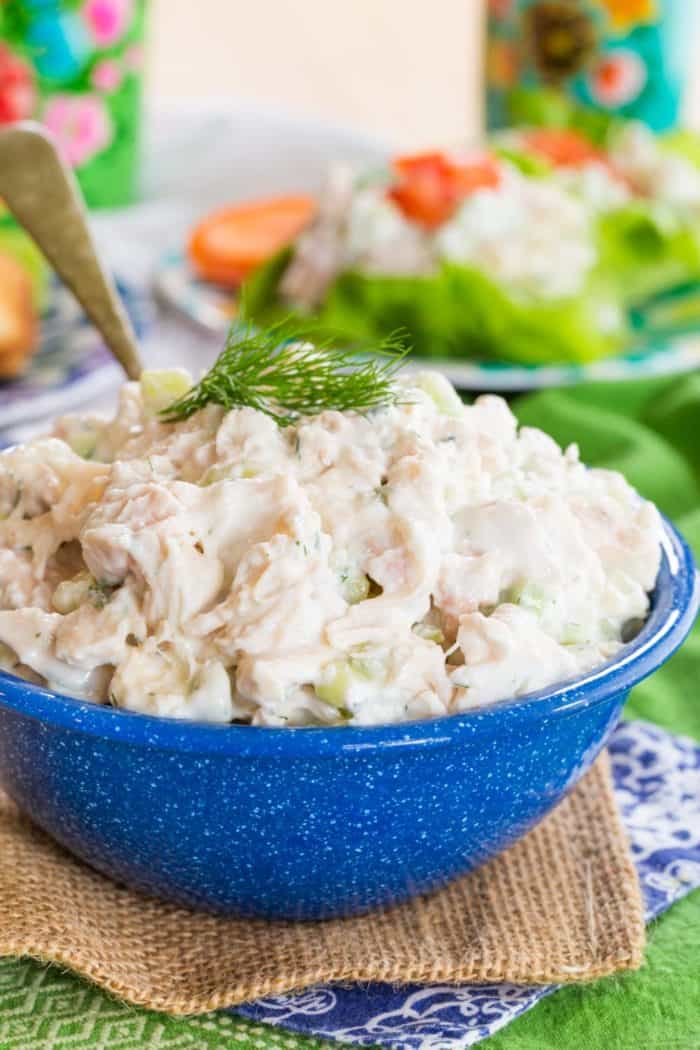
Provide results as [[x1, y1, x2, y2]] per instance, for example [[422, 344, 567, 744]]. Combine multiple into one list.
[[0, 252, 38, 378]]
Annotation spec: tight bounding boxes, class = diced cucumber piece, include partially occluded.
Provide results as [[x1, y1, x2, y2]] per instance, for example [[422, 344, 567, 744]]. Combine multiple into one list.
[[200, 462, 257, 485], [561, 622, 589, 646], [600, 617, 620, 641], [519, 583, 546, 614], [349, 653, 386, 681], [416, 373, 464, 417], [140, 369, 192, 415], [315, 661, 352, 708], [200, 463, 229, 486], [340, 572, 370, 604], [62, 420, 99, 460], [502, 581, 546, 614], [70, 434, 98, 460], [412, 622, 445, 644], [500, 583, 522, 606]]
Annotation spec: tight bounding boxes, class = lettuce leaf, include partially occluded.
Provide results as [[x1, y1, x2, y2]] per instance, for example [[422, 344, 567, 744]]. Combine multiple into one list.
[[323, 266, 626, 364], [596, 202, 700, 305], [660, 129, 700, 171], [243, 253, 625, 365], [493, 144, 552, 177], [504, 86, 623, 147], [241, 245, 294, 320]]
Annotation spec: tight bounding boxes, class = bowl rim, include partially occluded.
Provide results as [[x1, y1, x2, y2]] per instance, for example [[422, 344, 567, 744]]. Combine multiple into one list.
[[0, 515, 696, 757]]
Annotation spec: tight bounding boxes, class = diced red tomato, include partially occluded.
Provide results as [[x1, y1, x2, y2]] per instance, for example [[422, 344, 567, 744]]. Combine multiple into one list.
[[388, 151, 501, 229], [522, 127, 633, 190], [522, 128, 606, 168], [0, 44, 36, 125]]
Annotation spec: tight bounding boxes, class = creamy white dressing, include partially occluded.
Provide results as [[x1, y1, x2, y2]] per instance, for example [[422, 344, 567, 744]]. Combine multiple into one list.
[[552, 161, 631, 214], [0, 370, 663, 725], [610, 122, 700, 211], [435, 170, 597, 298]]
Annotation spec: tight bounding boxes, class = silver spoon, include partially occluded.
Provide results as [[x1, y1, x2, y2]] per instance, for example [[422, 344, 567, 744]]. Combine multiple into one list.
[[0, 122, 142, 380]]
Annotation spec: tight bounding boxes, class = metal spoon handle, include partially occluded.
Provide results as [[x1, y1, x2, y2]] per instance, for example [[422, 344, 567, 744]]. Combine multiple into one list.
[[0, 122, 142, 380]]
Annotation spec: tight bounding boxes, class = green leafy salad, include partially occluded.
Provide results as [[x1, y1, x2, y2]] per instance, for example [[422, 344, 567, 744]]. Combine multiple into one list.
[[244, 100, 700, 366]]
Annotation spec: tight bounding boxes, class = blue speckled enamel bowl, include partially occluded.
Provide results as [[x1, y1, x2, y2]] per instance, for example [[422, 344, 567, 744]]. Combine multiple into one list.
[[0, 518, 696, 920]]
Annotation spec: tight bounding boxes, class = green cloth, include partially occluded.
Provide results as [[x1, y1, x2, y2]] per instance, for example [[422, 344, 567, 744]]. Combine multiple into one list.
[[0, 372, 698, 1050], [488, 372, 700, 1050], [0, 957, 329, 1050]]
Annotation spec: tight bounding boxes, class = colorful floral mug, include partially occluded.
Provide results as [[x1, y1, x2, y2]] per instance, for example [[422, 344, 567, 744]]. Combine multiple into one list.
[[0, 0, 146, 207], [486, 0, 698, 133]]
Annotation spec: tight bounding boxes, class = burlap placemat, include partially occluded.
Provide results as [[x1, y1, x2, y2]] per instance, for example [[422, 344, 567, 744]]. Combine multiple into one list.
[[0, 751, 644, 1016]]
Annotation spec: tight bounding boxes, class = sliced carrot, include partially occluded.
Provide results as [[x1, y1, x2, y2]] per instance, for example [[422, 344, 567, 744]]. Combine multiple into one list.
[[451, 156, 502, 196], [188, 195, 316, 287], [522, 128, 606, 168], [389, 151, 501, 228]]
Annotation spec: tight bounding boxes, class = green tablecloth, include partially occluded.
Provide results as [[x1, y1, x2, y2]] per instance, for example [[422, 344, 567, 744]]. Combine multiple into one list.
[[0, 372, 698, 1050]]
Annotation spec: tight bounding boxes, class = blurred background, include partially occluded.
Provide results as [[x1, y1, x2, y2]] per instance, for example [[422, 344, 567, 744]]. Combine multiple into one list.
[[146, 0, 700, 144], [4, 0, 700, 423], [148, 0, 484, 147]]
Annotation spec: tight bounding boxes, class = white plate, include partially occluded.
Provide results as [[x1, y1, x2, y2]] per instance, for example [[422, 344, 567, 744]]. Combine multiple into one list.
[[155, 250, 240, 334], [425, 337, 700, 391]]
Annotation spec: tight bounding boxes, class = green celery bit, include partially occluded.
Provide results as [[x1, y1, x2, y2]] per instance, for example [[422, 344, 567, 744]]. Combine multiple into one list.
[[141, 369, 193, 415], [340, 573, 371, 604], [412, 622, 445, 644], [416, 373, 464, 416], [315, 661, 352, 708]]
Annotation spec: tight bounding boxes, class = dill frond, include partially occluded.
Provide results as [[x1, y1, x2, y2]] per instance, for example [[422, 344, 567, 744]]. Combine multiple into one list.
[[160, 320, 409, 425]]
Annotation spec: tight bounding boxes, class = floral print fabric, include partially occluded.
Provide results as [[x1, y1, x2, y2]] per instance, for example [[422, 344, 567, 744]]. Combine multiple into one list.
[[486, 0, 697, 133], [0, 0, 145, 207]]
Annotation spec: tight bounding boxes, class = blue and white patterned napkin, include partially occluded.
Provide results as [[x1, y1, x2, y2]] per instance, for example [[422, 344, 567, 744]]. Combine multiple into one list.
[[236, 720, 700, 1049]]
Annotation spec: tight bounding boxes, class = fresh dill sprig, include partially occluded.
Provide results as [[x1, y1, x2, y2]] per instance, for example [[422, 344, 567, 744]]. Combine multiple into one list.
[[160, 320, 409, 425]]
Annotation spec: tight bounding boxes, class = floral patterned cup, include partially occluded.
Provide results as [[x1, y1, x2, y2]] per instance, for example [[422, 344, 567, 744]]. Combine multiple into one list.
[[486, 0, 698, 133], [0, 0, 146, 207]]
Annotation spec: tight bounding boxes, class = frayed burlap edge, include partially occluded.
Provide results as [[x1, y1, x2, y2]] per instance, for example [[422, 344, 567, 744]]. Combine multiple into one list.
[[0, 752, 644, 1016]]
